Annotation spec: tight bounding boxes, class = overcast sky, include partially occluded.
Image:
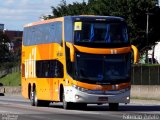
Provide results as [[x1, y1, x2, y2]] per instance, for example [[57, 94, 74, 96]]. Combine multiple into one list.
[[0, 0, 84, 31]]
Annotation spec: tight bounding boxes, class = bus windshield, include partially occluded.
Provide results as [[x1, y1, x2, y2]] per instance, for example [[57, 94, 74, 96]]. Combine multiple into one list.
[[74, 22, 128, 44], [75, 52, 131, 84]]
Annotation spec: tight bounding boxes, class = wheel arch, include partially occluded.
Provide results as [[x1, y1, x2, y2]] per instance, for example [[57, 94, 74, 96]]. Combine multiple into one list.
[[59, 84, 64, 102]]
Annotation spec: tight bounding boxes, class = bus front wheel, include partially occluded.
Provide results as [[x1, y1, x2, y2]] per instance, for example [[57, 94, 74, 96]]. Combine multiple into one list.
[[63, 93, 73, 109]]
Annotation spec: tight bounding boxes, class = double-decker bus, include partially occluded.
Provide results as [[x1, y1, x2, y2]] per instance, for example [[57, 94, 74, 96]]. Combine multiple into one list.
[[21, 15, 138, 110]]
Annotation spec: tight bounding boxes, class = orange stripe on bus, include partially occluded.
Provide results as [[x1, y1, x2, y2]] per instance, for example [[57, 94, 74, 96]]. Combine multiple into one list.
[[74, 45, 131, 54], [72, 80, 130, 91]]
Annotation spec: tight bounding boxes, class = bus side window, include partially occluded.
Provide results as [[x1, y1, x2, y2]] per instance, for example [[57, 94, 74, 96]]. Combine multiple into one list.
[[54, 61, 64, 78], [36, 60, 63, 78], [23, 21, 62, 46]]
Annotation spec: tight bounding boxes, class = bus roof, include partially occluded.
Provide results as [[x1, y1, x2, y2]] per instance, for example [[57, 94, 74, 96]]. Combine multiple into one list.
[[68, 15, 125, 22], [69, 15, 124, 20], [24, 15, 124, 28], [24, 17, 64, 28]]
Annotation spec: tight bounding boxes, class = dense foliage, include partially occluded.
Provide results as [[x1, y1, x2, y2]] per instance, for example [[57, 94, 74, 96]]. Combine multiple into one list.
[[0, 31, 11, 62], [0, 31, 20, 70]]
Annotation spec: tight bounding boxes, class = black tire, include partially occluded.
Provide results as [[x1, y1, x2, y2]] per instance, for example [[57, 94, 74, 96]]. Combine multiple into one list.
[[30, 89, 39, 106], [30, 89, 50, 107], [63, 93, 73, 109], [109, 103, 119, 111], [30, 90, 35, 106]]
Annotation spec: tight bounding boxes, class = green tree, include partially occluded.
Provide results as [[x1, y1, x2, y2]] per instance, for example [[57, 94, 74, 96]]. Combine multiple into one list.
[[13, 38, 22, 62], [0, 31, 11, 62], [49, 0, 88, 18]]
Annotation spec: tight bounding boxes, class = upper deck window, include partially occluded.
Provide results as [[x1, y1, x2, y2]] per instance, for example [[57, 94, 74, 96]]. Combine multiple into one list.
[[23, 21, 62, 46], [74, 21, 128, 44]]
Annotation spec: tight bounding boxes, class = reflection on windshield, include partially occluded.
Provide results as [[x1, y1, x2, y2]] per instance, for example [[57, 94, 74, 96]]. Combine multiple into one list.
[[78, 59, 103, 80], [76, 53, 130, 82], [74, 22, 128, 44]]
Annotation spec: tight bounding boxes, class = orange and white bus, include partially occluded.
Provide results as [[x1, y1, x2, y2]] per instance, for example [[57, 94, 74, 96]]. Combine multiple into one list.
[[21, 15, 138, 110]]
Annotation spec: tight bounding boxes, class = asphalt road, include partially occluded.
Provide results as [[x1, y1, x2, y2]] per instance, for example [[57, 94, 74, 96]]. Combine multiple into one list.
[[0, 95, 160, 120]]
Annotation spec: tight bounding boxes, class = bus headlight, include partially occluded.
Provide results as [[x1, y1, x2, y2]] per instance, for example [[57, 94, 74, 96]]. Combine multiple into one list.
[[72, 85, 103, 94], [72, 85, 88, 92], [126, 96, 130, 100]]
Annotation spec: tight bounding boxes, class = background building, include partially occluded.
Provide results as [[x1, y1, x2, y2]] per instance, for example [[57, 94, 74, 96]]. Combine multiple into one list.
[[3, 30, 23, 52], [0, 24, 23, 64]]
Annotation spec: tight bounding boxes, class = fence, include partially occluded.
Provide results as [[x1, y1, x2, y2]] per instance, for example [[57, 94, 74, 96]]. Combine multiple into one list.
[[0, 64, 159, 85], [131, 64, 160, 85]]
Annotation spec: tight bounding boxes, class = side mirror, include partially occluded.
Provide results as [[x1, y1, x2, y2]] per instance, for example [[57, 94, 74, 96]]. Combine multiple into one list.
[[66, 42, 75, 62], [131, 45, 139, 64]]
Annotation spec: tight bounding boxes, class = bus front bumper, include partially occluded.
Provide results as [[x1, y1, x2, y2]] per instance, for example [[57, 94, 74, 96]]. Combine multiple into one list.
[[64, 86, 130, 104]]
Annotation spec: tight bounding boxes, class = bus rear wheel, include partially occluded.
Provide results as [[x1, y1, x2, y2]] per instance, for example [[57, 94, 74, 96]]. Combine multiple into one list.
[[109, 103, 119, 111], [30, 89, 49, 107], [30, 90, 36, 106]]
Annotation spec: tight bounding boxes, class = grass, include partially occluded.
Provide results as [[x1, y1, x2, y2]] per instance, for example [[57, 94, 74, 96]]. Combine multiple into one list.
[[0, 72, 21, 86]]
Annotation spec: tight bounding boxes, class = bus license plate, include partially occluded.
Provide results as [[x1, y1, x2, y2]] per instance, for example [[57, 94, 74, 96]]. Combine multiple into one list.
[[98, 97, 108, 101]]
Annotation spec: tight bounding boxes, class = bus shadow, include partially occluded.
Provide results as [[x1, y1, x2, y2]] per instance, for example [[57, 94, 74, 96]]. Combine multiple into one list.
[[50, 103, 63, 109], [50, 103, 109, 111], [119, 105, 160, 111], [50, 103, 107, 111], [85, 105, 160, 111], [50, 104, 160, 112]]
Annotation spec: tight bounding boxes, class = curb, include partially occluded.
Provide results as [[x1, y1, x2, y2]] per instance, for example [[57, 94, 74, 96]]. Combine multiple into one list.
[[1, 86, 160, 101], [0, 86, 21, 95]]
